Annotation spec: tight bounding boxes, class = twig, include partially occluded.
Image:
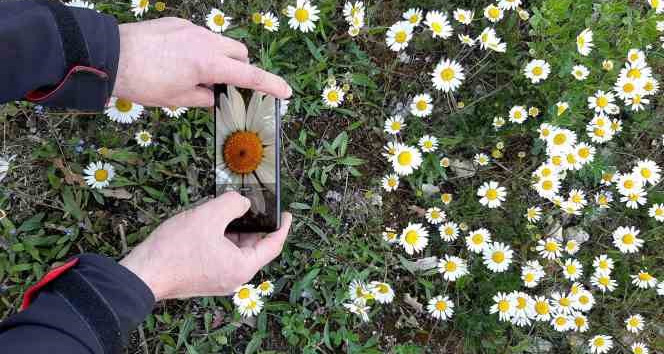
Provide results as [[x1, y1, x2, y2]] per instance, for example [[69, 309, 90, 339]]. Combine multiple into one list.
[[137, 324, 149, 354]]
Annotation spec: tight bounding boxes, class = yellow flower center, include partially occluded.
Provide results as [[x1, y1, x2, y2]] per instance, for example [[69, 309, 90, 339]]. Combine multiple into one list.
[[486, 189, 498, 200], [599, 260, 608, 270], [634, 347, 644, 354], [139, 133, 150, 142], [409, 14, 419, 24], [213, 14, 226, 27], [259, 282, 270, 291], [622, 233, 635, 245], [578, 147, 590, 159], [492, 251, 505, 263], [397, 151, 412, 166], [594, 338, 605, 347], [440, 68, 455, 81], [545, 241, 558, 252], [471, 233, 484, 245], [223, 131, 264, 174], [555, 317, 567, 326], [394, 30, 407, 43], [524, 273, 535, 282], [627, 68, 641, 79], [656, 208, 664, 216], [596, 96, 608, 108], [390, 122, 401, 131], [445, 261, 457, 272], [638, 272, 652, 281], [579, 295, 589, 304], [252, 12, 263, 24], [445, 227, 454, 235], [139, 0, 148, 8], [295, 8, 309, 22], [566, 265, 577, 274], [628, 317, 640, 327], [498, 299, 510, 312], [488, 7, 500, 19], [405, 230, 419, 245], [623, 82, 635, 93], [115, 98, 133, 113], [264, 19, 274, 28], [559, 297, 571, 307], [575, 317, 586, 327], [552, 133, 566, 146], [577, 36, 585, 47], [416, 100, 428, 111], [532, 66, 543, 76], [431, 22, 443, 33], [430, 210, 440, 219], [542, 180, 553, 191], [566, 153, 577, 164], [327, 90, 339, 102], [424, 141, 433, 148], [641, 168, 652, 179], [238, 288, 251, 299], [377, 284, 390, 294], [598, 276, 610, 286], [516, 297, 527, 309], [94, 169, 108, 182], [435, 300, 447, 311], [387, 178, 397, 187], [535, 301, 549, 315]]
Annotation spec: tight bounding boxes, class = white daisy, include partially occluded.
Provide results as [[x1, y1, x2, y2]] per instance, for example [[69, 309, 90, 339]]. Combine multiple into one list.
[[571, 65, 589, 80], [633, 159, 661, 185], [649, 203, 664, 221], [439, 222, 460, 242], [403, 8, 423, 25], [233, 284, 259, 306], [384, 115, 405, 135], [321, 85, 345, 107], [458, 34, 476, 46], [612, 226, 643, 253], [382, 227, 398, 244], [131, 0, 149, 17], [631, 270, 657, 289], [466, 228, 491, 253], [524, 59, 551, 84], [631, 342, 650, 354], [386, 21, 414, 51], [616, 173, 644, 196], [161, 106, 188, 118], [536, 238, 562, 260], [592, 254, 614, 275], [391, 143, 423, 176], [134, 130, 152, 147], [206, 8, 232, 32], [550, 291, 575, 315], [287, 0, 319, 32], [570, 312, 589, 332], [572, 289, 595, 312], [532, 296, 552, 321], [238, 298, 264, 317], [490, 292, 515, 321], [525, 206, 542, 223], [381, 174, 399, 192], [424, 10, 453, 39], [438, 255, 469, 281], [483, 242, 513, 273], [588, 335, 613, 354], [473, 153, 490, 166], [621, 189, 647, 209], [257, 281, 274, 296], [343, 302, 370, 322], [561, 258, 583, 281], [587, 90, 619, 116], [410, 93, 433, 117], [483, 4, 504, 23], [425, 207, 445, 224], [83, 161, 115, 189], [369, 281, 395, 304], [453, 8, 473, 25], [105, 97, 143, 124], [498, 0, 521, 10], [625, 314, 645, 333], [477, 180, 507, 208], [399, 223, 429, 255], [590, 272, 617, 293], [261, 12, 280, 32], [550, 313, 572, 332], [576, 28, 594, 56], [427, 295, 455, 320], [431, 58, 465, 92], [509, 105, 528, 124], [521, 260, 545, 288]]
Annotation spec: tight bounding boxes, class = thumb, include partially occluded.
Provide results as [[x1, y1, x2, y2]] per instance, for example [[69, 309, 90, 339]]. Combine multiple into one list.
[[196, 191, 251, 229], [244, 212, 292, 268]]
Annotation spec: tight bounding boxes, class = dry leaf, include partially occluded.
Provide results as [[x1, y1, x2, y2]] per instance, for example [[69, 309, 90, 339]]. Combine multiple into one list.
[[99, 187, 133, 200], [403, 293, 423, 313], [53, 158, 86, 187]]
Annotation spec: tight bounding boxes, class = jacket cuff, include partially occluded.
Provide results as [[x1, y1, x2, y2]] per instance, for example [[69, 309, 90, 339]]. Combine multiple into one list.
[[26, 6, 120, 111], [21, 254, 155, 347]]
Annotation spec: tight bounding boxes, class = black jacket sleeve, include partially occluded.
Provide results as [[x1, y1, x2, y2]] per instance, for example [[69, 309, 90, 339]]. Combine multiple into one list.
[[0, 254, 155, 353], [0, 0, 120, 111]]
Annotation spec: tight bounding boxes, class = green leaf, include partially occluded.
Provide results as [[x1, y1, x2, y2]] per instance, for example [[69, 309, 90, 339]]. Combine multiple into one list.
[[17, 213, 45, 233], [289, 267, 321, 304], [62, 187, 84, 221], [244, 333, 264, 354]]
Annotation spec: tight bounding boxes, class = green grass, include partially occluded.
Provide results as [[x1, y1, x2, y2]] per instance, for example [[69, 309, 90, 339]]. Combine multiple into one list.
[[1, 0, 664, 353]]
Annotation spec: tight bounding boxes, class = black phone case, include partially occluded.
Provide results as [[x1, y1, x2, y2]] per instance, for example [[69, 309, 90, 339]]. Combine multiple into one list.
[[214, 84, 281, 233]]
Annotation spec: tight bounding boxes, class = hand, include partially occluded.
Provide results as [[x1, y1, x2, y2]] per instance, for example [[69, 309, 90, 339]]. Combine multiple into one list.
[[119, 192, 292, 300], [113, 17, 292, 107]]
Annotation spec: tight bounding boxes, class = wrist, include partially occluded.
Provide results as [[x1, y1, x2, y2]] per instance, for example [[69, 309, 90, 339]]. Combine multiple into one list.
[[119, 253, 168, 301]]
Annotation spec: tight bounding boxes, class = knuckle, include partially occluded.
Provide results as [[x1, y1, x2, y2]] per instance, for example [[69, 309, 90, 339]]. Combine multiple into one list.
[[249, 69, 265, 88]]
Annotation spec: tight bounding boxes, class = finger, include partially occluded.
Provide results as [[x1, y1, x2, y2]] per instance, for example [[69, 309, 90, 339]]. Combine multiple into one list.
[[193, 191, 251, 230], [206, 57, 292, 99], [243, 213, 292, 268], [207, 32, 249, 62], [236, 234, 260, 248], [169, 86, 213, 107]]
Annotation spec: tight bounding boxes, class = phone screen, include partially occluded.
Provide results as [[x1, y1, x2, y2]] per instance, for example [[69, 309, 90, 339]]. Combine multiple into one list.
[[214, 84, 280, 232]]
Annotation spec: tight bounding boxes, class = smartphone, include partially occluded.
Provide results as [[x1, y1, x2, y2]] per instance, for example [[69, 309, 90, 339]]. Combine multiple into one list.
[[214, 84, 281, 233]]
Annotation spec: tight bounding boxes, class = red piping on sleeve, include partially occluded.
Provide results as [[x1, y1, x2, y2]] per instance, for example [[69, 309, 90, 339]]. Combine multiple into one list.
[[25, 65, 108, 102], [21, 258, 80, 310]]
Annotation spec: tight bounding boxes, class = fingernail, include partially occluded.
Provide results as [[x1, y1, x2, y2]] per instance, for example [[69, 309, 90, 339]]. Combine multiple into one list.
[[242, 195, 251, 208], [285, 84, 293, 98]]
